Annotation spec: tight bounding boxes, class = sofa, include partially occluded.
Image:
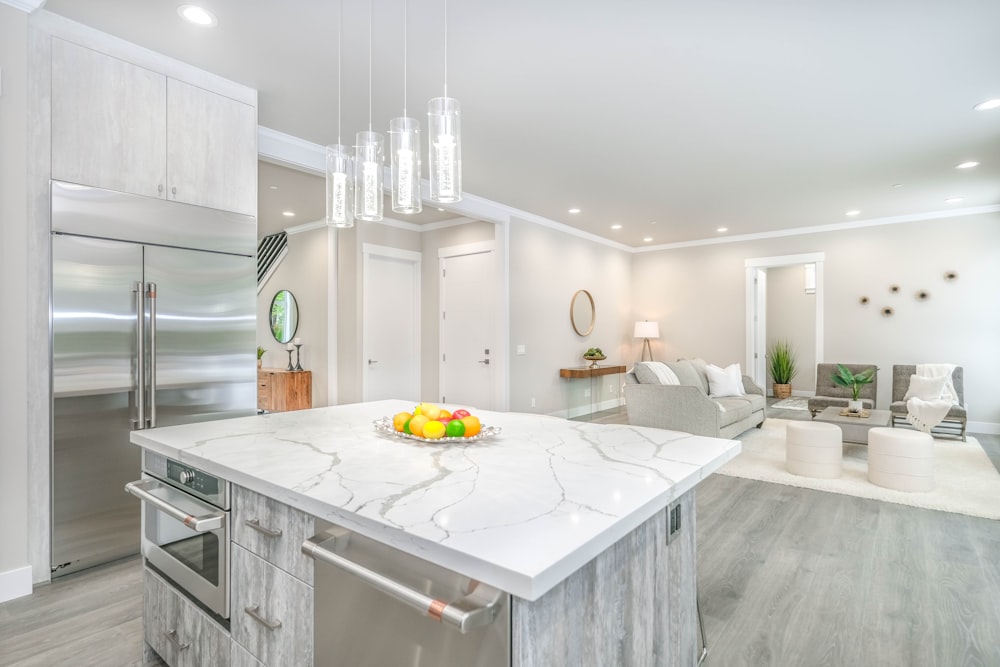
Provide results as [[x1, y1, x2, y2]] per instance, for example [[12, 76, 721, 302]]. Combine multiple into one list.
[[623, 359, 766, 438], [807, 363, 878, 417]]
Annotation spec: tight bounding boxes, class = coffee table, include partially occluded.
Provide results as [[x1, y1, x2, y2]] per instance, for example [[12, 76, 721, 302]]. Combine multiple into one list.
[[813, 407, 892, 444]]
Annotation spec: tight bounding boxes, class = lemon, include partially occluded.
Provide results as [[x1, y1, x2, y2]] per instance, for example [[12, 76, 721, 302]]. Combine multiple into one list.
[[422, 420, 446, 439]]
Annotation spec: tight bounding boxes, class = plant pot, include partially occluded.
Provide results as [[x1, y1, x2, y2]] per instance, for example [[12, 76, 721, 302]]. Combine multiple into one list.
[[773, 383, 792, 400], [257, 359, 263, 369], [847, 399, 863, 413]]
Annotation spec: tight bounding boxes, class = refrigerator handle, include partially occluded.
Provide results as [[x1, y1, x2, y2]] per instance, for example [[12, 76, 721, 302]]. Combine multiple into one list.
[[147, 282, 157, 429], [133, 281, 146, 429]]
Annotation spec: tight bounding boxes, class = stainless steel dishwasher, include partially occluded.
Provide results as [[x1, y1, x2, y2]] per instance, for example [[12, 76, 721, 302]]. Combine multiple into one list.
[[303, 522, 510, 667]]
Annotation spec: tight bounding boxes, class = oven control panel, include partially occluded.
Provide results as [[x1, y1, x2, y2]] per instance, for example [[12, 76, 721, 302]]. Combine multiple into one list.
[[142, 449, 230, 510], [168, 460, 220, 496]]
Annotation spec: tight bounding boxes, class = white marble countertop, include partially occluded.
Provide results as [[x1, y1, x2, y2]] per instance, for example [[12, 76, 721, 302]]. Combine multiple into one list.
[[130, 400, 740, 601]]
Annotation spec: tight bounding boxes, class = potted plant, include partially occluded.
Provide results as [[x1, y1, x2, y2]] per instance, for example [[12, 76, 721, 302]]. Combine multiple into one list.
[[583, 346, 606, 368], [257, 345, 266, 368], [766, 339, 798, 399], [831, 363, 876, 413]]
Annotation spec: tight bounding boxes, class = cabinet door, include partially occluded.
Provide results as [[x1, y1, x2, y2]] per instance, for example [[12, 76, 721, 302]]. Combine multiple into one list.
[[167, 79, 257, 215], [145, 567, 231, 667], [51, 38, 167, 198]]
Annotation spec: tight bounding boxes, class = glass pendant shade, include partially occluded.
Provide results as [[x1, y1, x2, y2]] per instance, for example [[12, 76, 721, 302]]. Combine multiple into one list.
[[325, 144, 354, 228], [354, 130, 384, 221], [427, 97, 461, 203], [389, 117, 422, 214]]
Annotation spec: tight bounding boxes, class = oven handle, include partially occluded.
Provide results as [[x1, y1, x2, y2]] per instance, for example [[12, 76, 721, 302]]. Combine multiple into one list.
[[125, 478, 225, 532], [302, 526, 503, 634]]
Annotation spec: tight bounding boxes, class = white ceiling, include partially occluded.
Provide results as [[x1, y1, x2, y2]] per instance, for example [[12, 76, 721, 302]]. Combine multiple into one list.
[[39, 0, 1000, 247]]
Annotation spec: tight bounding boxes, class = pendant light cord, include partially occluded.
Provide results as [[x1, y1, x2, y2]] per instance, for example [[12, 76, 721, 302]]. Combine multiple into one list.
[[337, 0, 343, 144], [443, 0, 448, 97], [403, 0, 408, 117], [368, 0, 373, 132]]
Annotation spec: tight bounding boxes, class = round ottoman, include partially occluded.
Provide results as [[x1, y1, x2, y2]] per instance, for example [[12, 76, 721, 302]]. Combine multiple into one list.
[[786, 421, 843, 478], [868, 427, 935, 491]]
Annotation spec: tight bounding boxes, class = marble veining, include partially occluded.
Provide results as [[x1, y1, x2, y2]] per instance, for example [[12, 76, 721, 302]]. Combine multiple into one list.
[[131, 400, 740, 600]]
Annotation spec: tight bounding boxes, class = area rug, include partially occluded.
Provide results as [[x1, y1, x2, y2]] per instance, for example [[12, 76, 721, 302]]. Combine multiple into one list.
[[770, 397, 809, 411], [717, 419, 1000, 520]]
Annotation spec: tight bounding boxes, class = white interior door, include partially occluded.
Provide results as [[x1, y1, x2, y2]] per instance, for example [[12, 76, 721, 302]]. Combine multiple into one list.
[[440, 246, 495, 410], [363, 247, 420, 402], [754, 268, 767, 386]]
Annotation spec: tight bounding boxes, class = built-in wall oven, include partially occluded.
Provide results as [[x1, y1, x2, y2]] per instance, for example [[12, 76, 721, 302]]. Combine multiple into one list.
[[126, 450, 230, 619]]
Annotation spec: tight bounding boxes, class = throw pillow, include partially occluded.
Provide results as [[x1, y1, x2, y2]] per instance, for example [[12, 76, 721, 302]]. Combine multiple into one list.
[[666, 361, 704, 390], [634, 361, 680, 385], [706, 363, 745, 398], [904, 374, 947, 401]]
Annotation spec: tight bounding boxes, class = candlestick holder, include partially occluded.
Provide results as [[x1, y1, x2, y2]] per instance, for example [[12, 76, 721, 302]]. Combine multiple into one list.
[[286, 348, 295, 371], [294, 344, 303, 371]]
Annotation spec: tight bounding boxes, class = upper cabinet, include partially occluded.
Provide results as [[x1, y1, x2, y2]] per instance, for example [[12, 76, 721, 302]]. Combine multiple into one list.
[[50, 38, 256, 216]]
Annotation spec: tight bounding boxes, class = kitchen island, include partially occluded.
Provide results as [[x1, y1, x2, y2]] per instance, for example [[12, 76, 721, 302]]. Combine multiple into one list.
[[131, 400, 740, 666]]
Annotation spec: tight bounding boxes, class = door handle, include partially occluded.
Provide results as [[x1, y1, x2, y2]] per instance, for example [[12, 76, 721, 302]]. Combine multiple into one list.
[[146, 282, 157, 428], [368, 359, 379, 365], [478, 359, 490, 365], [133, 282, 146, 429]]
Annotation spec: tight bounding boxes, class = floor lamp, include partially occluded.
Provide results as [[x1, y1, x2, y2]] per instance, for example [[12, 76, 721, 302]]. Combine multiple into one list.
[[634, 321, 660, 362]]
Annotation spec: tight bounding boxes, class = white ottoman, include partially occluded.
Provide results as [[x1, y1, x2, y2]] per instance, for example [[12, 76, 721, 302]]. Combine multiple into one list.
[[786, 421, 843, 478], [868, 427, 935, 491]]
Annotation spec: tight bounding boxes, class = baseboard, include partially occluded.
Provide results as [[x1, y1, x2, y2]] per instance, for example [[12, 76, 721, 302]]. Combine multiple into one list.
[[969, 421, 1000, 436], [0, 565, 32, 603]]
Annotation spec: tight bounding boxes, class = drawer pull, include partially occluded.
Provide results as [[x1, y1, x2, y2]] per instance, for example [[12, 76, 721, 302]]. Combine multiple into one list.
[[245, 518, 283, 538], [164, 629, 189, 651], [245, 604, 283, 630]]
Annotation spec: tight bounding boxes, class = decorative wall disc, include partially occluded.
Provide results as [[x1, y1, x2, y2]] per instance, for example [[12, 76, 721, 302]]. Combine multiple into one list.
[[881, 306, 894, 317], [889, 284, 900, 294], [944, 271, 958, 281], [859, 296, 870, 305], [915, 290, 930, 301]]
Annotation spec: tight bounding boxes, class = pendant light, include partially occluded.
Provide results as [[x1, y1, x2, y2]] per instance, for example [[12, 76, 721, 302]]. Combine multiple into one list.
[[389, 0, 422, 214], [326, 0, 354, 228], [428, 0, 461, 203], [355, 0, 384, 222]]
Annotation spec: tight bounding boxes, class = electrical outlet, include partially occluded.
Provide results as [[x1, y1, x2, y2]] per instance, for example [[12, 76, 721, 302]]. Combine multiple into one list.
[[530, 397, 536, 408], [516, 344, 526, 355], [609, 383, 615, 393], [584, 387, 591, 397]]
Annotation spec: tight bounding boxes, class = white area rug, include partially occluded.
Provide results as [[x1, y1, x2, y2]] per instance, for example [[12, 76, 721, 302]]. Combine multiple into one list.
[[718, 419, 1000, 520], [770, 397, 809, 411]]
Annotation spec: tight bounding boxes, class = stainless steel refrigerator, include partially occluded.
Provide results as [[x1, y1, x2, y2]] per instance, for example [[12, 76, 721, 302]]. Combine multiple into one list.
[[50, 181, 257, 577]]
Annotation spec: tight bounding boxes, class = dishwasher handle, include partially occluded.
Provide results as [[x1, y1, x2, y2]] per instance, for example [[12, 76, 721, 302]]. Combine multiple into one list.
[[125, 478, 224, 532], [302, 527, 504, 634]]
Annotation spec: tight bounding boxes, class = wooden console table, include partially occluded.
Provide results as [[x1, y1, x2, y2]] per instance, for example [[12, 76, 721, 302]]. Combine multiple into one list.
[[258, 368, 312, 412], [559, 365, 627, 419], [559, 364, 627, 379]]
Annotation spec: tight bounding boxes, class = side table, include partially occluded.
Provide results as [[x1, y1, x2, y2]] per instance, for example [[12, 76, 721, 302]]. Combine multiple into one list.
[[559, 365, 626, 419]]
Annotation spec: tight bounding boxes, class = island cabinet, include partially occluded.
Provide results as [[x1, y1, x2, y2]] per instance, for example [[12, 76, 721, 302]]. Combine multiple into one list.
[[50, 37, 256, 216], [230, 486, 315, 667], [144, 567, 230, 667]]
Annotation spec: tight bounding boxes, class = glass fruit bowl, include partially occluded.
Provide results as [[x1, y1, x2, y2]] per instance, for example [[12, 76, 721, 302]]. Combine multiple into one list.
[[372, 417, 501, 444]]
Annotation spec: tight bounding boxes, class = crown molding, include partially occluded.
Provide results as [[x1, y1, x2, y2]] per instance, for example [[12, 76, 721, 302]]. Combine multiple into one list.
[[0, 0, 46, 13]]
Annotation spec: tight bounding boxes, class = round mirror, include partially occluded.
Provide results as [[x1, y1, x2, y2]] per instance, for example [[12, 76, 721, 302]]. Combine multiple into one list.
[[570, 289, 595, 336], [269, 290, 299, 343]]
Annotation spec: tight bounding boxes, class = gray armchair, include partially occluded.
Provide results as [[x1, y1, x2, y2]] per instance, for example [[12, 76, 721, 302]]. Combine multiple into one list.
[[890, 364, 967, 441], [808, 363, 878, 417]]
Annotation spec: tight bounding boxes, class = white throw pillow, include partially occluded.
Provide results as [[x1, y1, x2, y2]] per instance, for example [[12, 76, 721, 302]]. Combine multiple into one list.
[[706, 363, 745, 398], [634, 361, 680, 385], [904, 374, 947, 401]]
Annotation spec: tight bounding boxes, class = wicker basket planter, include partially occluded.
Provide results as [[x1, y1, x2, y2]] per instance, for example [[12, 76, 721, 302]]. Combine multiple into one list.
[[773, 383, 792, 400]]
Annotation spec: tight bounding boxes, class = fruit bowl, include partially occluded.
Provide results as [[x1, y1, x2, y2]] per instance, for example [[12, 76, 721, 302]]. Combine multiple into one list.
[[583, 353, 606, 368], [373, 417, 501, 444]]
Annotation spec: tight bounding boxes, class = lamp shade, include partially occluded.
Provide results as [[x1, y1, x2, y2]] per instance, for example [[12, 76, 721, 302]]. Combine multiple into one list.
[[634, 321, 660, 339]]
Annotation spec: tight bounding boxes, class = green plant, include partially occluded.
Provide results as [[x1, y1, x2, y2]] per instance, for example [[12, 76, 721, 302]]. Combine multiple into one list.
[[257, 345, 266, 360], [831, 364, 875, 400], [584, 347, 604, 358], [766, 340, 798, 384]]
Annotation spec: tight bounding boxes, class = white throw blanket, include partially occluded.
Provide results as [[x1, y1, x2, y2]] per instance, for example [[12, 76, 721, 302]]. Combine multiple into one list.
[[906, 363, 958, 433]]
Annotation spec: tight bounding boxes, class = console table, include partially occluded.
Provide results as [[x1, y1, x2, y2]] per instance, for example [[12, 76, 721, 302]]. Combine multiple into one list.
[[258, 368, 312, 412], [559, 364, 627, 419]]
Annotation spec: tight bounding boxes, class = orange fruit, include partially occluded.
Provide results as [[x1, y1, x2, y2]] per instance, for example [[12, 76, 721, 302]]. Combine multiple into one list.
[[422, 420, 446, 439], [461, 415, 481, 437], [419, 403, 442, 420], [393, 412, 412, 432], [408, 414, 430, 437]]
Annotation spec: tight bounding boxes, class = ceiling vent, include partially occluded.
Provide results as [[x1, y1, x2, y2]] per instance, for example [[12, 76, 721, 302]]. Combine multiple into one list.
[[257, 232, 288, 293]]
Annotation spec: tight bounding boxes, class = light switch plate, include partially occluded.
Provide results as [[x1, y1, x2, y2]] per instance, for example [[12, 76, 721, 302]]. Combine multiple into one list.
[[516, 344, 526, 355]]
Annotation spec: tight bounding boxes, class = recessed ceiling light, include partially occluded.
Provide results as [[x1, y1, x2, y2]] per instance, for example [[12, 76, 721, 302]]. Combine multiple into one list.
[[974, 98, 1000, 111], [956, 161, 979, 169], [944, 197, 964, 204], [568, 208, 581, 214], [642, 237, 653, 243], [892, 183, 903, 188], [610, 224, 622, 230], [846, 210, 861, 217], [437, 208, 445, 212], [282, 211, 296, 217], [177, 5, 218, 26], [268, 184, 279, 190], [716, 227, 728, 233], [649, 221, 657, 225]]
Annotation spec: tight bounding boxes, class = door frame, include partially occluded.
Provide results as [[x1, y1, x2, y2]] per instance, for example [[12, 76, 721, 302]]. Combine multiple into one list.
[[361, 243, 422, 401], [744, 252, 824, 389]]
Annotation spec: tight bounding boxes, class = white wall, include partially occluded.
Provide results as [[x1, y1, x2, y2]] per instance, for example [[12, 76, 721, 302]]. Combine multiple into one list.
[[0, 4, 32, 600], [508, 219, 633, 417], [633, 212, 1000, 429], [766, 265, 817, 395]]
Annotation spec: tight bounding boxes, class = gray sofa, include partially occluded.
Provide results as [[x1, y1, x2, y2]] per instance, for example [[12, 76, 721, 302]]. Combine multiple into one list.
[[807, 363, 878, 417], [623, 359, 766, 438], [890, 364, 967, 441]]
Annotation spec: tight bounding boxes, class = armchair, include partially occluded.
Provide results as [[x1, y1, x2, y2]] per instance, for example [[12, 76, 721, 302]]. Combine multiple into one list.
[[890, 364, 967, 441], [808, 363, 878, 417]]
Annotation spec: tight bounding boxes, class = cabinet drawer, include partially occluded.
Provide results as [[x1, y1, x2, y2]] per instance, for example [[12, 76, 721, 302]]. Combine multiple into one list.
[[231, 544, 313, 667], [231, 640, 265, 667], [144, 567, 230, 667], [232, 485, 315, 584]]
